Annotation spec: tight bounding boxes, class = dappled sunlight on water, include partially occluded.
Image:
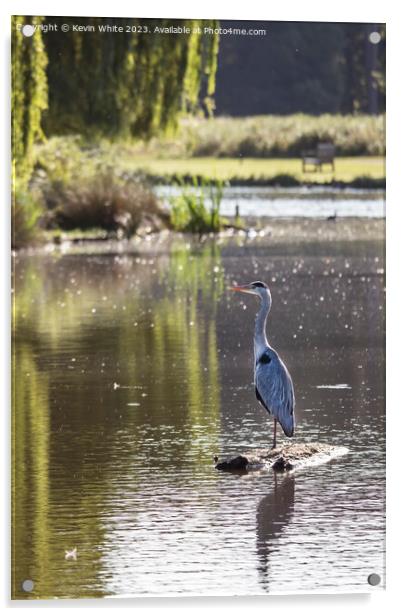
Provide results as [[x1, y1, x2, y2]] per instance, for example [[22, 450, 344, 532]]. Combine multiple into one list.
[[12, 229, 385, 597]]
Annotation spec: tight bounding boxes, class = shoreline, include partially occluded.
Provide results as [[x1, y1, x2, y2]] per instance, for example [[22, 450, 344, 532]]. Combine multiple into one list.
[[148, 172, 385, 190], [13, 217, 385, 256]]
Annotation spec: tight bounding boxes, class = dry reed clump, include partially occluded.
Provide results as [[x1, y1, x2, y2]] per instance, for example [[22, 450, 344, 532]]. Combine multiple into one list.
[[43, 172, 166, 237]]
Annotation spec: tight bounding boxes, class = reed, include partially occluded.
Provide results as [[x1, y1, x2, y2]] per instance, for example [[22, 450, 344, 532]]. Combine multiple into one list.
[[169, 177, 224, 234]]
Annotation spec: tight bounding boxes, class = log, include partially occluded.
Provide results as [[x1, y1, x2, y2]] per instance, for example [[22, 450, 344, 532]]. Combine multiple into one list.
[[215, 442, 348, 473]]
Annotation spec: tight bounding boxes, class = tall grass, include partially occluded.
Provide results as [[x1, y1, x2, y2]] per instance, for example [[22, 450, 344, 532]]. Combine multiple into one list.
[[169, 177, 224, 234], [135, 114, 385, 158]]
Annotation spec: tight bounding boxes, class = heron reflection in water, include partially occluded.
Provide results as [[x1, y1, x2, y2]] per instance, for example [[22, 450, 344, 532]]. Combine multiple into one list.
[[256, 474, 295, 591], [230, 281, 295, 448]]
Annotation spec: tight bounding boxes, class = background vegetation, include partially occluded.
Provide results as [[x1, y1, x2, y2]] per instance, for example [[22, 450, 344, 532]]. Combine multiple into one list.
[[11, 16, 48, 184], [11, 16, 220, 247], [127, 156, 385, 189], [169, 178, 225, 233], [11, 17, 386, 248], [214, 21, 385, 116], [130, 114, 385, 158], [42, 17, 219, 139]]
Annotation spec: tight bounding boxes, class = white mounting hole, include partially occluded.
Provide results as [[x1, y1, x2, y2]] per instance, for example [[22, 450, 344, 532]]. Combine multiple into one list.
[[22, 579, 34, 592], [22, 25, 35, 37], [369, 32, 381, 45]]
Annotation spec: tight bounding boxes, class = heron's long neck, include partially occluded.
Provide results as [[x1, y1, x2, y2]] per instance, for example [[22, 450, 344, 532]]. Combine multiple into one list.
[[254, 294, 270, 359]]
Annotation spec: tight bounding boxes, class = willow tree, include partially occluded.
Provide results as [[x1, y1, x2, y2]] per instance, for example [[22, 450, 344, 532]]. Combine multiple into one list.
[[12, 16, 219, 175], [11, 15, 48, 186], [42, 17, 220, 138]]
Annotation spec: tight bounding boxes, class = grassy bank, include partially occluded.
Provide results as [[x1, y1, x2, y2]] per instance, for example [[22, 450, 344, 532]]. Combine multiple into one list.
[[14, 134, 384, 248], [14, 137, 230, 248], [34, 136, 385, 188], [13, 137, 168, 248], [129, 155, 385, 188], [131, 114, 385, 158]]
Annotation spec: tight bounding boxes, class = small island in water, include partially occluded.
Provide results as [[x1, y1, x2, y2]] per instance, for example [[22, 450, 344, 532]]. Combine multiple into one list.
[[215, 442, 349, 472]]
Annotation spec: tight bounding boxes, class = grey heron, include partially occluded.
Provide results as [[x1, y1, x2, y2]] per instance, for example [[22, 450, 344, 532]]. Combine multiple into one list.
[[230, 281, 295, 449]]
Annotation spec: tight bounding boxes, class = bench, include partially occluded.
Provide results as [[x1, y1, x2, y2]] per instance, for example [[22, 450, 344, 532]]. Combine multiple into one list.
[[302, 142, 335, 172]]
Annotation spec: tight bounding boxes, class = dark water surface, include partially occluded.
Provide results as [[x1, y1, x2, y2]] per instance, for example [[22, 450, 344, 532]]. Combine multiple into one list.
[[12, 223, 385, 598]]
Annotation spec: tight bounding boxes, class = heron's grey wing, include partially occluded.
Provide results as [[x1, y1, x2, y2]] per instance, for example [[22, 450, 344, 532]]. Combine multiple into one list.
[[255, 349, 295, 437]]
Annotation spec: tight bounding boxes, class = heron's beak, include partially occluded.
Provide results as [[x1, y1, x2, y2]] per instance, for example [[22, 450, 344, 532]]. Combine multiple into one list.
[[229, 285, 254, 294]]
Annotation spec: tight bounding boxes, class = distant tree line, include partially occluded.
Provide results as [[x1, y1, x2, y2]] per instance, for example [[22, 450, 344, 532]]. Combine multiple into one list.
[[214, 21, 385, 116]]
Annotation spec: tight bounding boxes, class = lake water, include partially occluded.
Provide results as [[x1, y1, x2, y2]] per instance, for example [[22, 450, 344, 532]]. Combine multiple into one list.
[[12, 219, 385, 598], [157, 185, 385, 218]]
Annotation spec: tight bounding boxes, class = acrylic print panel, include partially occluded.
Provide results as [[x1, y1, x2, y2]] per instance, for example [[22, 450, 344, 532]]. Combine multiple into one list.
[[11, 15, 385, 599]]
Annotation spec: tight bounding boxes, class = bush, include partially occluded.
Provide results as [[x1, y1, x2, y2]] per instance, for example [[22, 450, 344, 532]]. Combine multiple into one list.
[[43, 172, 166, 237], [12, 191, 44, 249], [169, 177, 224, 234]]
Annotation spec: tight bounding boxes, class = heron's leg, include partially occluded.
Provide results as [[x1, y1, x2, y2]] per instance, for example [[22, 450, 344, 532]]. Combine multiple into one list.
[[271, 419, 277, 449]]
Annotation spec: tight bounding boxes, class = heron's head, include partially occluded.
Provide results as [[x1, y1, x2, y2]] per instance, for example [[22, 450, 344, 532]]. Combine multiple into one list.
[[230, 281, 271, 301]]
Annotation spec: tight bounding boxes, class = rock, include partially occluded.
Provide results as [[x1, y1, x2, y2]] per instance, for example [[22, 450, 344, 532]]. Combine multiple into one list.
[[215, 455, 249, 471], [215, 442, 348, 473], [271, 456, 294, 472]]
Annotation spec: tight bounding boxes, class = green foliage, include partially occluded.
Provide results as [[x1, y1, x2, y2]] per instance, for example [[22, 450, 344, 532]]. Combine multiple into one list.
[[11, 16, 219, 249], [347, 175, 385, 189], [12, 190, 44, 249], [11, 16, 48, 186], [145, 170, 384, 189], [34, 135, 102, 185], [42, 17, 220, 139], [11, 17, 48, 248], [169, 177, 224, 234]]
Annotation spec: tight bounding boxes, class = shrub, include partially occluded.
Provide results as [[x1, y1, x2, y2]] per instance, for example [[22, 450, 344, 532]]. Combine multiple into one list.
[[169, 177, 224, 234], [43, 172, 166, 237]]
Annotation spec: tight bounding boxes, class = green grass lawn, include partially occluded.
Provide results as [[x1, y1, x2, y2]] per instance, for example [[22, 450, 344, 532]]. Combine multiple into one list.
[[128, 156, 385, 184]]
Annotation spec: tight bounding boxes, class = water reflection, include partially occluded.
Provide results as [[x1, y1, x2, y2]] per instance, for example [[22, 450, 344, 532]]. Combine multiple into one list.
[[256, 474, 295, 592], [13, 343, 51, 593], [12, 242, 225, 598]]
